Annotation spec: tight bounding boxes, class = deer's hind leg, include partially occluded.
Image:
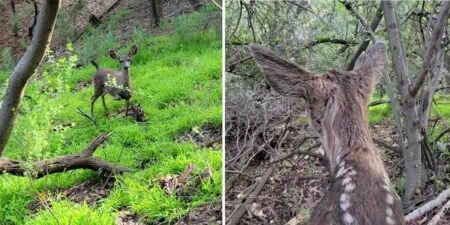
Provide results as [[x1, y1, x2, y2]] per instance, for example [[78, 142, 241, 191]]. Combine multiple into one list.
[[124, 99, 130, 116], [102, 94, 109, 116]]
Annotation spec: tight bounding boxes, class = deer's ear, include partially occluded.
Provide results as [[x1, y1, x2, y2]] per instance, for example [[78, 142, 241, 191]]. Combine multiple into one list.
[[249, 44, 312, 97], [109, 49, 119, 59], [353, 42, 388, 95], [129, 45, 138, 57]]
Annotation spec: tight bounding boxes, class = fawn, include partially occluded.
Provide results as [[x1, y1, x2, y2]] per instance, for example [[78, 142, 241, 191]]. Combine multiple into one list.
[[250, 42, 405, 225], [90, 45, 138, 117]]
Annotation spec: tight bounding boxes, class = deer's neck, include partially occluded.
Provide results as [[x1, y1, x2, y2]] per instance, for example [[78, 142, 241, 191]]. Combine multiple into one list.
[[320, 103, 375, 174], [121, 69, 131, 87]]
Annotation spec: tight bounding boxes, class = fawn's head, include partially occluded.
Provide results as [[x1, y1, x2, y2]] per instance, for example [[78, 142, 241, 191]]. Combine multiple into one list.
[[250, 43, 387, 170], [109, 45, 138, 71]]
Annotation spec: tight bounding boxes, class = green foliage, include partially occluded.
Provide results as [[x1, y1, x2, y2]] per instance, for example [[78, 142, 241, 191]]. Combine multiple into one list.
[[40, 43, 78, 94], [75, 25, 119, 65], [368, 102, 392, 124], [0, 21, 221, 225], [173, 6, 220, 45], [55, 10, 76, 42], [10, 14, 21, 35], [0, 47, 14, 72]]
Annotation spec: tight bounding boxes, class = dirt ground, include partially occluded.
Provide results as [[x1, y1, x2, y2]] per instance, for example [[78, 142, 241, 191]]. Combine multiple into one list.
[[225, 115, 450, 225]]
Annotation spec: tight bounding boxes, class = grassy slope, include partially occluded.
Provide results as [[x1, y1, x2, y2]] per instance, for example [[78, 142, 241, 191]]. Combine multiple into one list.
[[0, 12, 222, 225]]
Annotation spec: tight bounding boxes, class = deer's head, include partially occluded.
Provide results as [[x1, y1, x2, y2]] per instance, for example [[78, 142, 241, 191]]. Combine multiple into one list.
[[250, 43, 388, 172], [109, 45, 138, 71]]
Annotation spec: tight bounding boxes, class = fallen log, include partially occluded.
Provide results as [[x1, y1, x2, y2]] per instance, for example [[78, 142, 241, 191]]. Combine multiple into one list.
[[0, 133, 130, 178]]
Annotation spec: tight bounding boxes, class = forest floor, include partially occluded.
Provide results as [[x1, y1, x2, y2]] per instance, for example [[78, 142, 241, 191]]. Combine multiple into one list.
[[0, 8, 222, 225], [225, 90, 450, 225]]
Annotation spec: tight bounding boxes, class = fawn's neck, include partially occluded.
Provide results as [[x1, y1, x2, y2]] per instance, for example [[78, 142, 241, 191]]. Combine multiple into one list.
[[121, 69, 131, 87], [320, 102, 378, 174]]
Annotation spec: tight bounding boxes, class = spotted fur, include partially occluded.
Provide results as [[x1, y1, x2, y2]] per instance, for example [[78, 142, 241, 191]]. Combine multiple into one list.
[[250, 42, 405, 225]]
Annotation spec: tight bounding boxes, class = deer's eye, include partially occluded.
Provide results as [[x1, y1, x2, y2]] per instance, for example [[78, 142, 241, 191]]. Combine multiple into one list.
[[120, 60, 124, 63]]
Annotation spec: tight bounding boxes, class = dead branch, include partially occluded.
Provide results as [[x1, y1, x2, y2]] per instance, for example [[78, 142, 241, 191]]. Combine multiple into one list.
[[368, 99, 390, 107], [270, 143, 323, 164], [405, 188, 450, 222], [373, 138, 401, 155], [0, 133, 130, 178], [305, 38, 357, 48], [226, 166, 274, 225], [427, 199, 450, 225], [433, 128, 450, 144]]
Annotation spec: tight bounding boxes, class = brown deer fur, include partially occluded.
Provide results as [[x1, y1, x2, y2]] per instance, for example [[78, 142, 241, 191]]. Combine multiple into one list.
[[90, 45, 138, 117], [250, 43, 405, 225]]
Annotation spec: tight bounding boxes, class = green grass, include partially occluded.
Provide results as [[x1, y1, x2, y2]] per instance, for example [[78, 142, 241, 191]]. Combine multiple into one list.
[[0, 19, 222, 225]]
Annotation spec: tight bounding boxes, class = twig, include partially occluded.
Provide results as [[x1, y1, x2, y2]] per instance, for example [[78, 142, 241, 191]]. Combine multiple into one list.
[[410, 1, 450, 97], [76, 107, 98, 126], [209, 0, 221, 9], [270, 143, 323, 164], [433, 128, 450, 145], [339, 0, 376, 42], [373, 138, 401, 155], [368, 99, 390, 107], [226, 166, 274, 225]]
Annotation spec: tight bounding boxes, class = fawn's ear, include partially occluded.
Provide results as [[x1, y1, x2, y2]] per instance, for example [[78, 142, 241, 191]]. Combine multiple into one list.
[[249, 44, 313, 98], [109, 49, 119, 59], [353, 42, 388, 97], [129, 45, 138, 57]]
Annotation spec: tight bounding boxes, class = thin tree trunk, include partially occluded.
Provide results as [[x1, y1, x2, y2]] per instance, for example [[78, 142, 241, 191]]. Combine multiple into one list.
[[149, 0, 163, 27], [0, 0, 61, 156], [383, 0, 422, 200]]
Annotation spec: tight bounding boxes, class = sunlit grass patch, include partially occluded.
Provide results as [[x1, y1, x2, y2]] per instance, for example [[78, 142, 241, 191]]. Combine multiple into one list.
[[0, 8, 221, 224]]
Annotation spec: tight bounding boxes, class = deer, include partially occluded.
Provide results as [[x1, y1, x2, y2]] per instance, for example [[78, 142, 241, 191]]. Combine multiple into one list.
[[90, 45, 138, 117], [249, 42, 405, 225]]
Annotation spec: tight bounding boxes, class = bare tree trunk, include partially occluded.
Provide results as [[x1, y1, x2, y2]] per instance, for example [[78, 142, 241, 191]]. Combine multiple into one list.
[[149, 0, 163, 27], [0, 0, 60, 156], [383, 0, 423, 200]]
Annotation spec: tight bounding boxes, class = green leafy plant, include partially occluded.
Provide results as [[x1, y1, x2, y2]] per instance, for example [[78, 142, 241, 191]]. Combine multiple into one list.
[[40, 43, 78, 94]]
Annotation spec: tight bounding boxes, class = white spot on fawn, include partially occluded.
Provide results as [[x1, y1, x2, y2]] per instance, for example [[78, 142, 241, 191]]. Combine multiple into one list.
[[386, 207, 393, 217], [342, 177, 352, 185], [340, 193, 351, 211], [343, 212, 354, 224], [386, 216, 395, 225], [337, 166, 352, 178], [344, 183, 355, 192], [385, 194, 394, 205], [347, 170, 357, 176]]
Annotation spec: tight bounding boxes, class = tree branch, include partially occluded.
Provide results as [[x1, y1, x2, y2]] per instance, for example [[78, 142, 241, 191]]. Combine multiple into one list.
[[305, 38, 357, 48], [346, 1, 383, 70], [0, 133, 130, 178], [410, 1, 450, 97], [339, 0, 376, 43]]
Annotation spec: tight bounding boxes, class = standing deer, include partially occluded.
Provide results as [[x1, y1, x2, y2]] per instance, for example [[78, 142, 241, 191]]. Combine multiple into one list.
[[250, 42, 405, 225], [90, 45, 138, 117]]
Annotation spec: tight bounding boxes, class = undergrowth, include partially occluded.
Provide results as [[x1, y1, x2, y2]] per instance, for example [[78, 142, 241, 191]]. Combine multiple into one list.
[[0, 7, 222, 225]]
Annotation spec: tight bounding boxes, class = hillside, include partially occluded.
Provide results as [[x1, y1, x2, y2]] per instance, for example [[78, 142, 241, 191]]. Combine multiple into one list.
[[0, 2, 222, 225]]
